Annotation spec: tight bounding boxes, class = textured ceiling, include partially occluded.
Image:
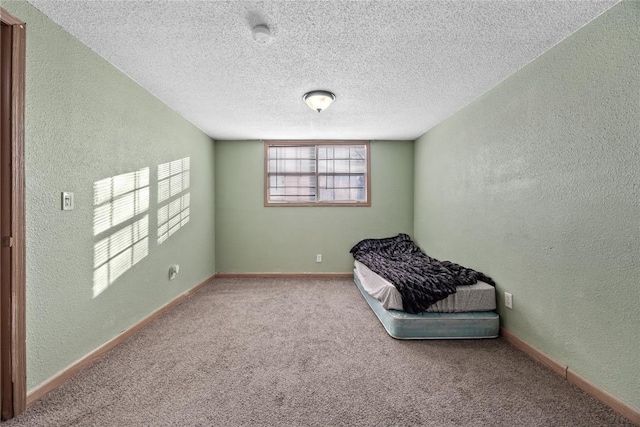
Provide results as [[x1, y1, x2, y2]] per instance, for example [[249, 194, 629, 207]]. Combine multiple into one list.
[[28, 0, 618, 141]]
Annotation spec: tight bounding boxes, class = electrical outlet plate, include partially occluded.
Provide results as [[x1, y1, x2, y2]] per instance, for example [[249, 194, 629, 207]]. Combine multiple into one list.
[[316, 254, 322, 263], [169, 264, 179, 280], [505, 292, 513, 309]]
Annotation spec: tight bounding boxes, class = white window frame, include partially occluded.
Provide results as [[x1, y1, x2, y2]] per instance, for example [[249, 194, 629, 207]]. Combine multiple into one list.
[[264, 140, 371, 207]]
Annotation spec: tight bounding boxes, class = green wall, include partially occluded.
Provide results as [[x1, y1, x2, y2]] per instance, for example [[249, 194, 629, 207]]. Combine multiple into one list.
[[4, 1, 216, 390], [413, 2, 639, 410], [215, 140, 413, 273], [5, 0, 637, 411]]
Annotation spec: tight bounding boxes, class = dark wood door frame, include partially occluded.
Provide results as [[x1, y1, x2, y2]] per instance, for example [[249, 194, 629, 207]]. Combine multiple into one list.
[[0, 7, 26, 421]]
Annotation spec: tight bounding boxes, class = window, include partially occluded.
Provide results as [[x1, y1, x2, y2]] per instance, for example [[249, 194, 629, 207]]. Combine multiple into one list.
[[265, 141, 370, 206]]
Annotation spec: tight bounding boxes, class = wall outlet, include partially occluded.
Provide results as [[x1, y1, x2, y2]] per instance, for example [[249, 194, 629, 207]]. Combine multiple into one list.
[[505, 292, 513, 309], [316, 254, 322, 263], [169, 264, 180, 280]]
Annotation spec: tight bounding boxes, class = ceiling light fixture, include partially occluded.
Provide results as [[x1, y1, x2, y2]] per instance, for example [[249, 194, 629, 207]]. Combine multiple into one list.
[[303, 90, 336, 113]]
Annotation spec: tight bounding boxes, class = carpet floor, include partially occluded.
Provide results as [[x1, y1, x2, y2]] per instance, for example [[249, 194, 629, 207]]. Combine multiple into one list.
[[5, 278, 633, 426]]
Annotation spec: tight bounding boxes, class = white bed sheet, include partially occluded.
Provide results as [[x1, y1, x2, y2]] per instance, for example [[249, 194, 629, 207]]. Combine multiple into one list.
[[354, 260, 496, 313]]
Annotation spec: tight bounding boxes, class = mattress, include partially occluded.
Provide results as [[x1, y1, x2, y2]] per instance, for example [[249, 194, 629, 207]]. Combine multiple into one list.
[[354, 260, 496, 312], [354, 269, 499, 339]]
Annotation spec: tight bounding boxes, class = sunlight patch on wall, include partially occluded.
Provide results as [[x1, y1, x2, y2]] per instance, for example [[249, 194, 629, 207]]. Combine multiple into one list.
[[157, 158, 190, 245], [158, 157, 190, 204], [93, 167, 150, 298], [94, 168, 150, 236], [158, 194, 190, 245], [93, 216, 149, 298]]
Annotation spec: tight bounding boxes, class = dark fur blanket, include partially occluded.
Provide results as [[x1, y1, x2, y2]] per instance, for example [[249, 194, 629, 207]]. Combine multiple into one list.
[[350, 234, 495, 314]]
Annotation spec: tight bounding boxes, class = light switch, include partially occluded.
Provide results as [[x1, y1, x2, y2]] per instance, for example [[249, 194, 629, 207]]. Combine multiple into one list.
[[61, 192, 74, 211]]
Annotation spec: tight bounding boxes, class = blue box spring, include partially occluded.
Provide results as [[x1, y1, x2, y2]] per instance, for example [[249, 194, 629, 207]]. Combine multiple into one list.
[[354, 270, 499, 340]]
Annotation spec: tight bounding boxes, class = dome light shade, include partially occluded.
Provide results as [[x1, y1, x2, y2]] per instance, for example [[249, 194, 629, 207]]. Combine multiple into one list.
[[303, 90, 336, 112]]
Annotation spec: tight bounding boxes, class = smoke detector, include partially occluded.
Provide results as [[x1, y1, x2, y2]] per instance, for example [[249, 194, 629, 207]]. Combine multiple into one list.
[[252, 25, 272, 45]]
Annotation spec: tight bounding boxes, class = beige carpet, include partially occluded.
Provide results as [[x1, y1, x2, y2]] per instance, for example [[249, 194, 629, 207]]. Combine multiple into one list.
[[6, 278, 633, 426]]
